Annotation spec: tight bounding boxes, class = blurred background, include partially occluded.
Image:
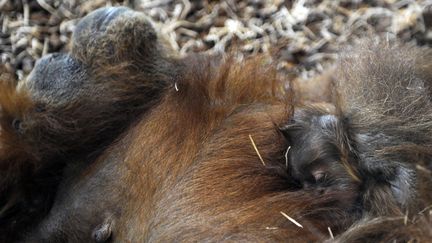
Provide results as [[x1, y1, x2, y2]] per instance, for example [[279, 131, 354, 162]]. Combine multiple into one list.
[[1, 0, 431, 81]]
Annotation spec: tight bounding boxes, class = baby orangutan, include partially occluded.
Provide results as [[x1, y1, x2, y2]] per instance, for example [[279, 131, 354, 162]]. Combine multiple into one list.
[[284, 42, 432, 241], [1, 6, 432, 243], [283, 105, 417, 217]]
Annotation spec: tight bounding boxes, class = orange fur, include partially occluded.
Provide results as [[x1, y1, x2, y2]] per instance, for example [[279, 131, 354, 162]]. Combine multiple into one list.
[[1, 7, 431, 243]]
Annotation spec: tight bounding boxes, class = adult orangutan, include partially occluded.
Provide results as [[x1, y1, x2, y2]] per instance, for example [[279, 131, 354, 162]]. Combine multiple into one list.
[[0, 6, 431, 242]]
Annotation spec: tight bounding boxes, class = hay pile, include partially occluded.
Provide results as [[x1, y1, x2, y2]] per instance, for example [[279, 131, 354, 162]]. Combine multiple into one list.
[[1, 0, 432, 80]]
